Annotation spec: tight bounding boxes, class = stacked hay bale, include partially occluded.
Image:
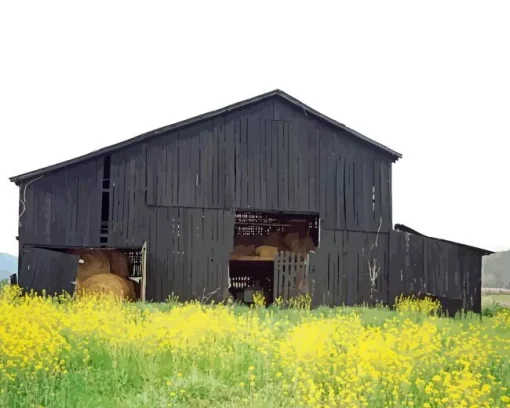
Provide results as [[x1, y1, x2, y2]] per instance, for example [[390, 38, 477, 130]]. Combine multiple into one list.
[[72, 249, 136, 301], [71, 249, 110, 295], [255, 245, 279, 258], [108, 250, 136, 301], [283, 233, 316, 255], [232, 244, 257, 256], [80, 273, 134, 300]]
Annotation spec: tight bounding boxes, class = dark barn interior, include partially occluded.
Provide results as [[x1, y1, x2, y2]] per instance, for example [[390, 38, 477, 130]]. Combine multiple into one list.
[[229, 210, 319, 305], [9, 89, 493, 315]]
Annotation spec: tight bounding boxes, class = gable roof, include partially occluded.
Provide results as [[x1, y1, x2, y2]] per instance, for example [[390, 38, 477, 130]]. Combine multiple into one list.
[[9, 89, 402, 184]]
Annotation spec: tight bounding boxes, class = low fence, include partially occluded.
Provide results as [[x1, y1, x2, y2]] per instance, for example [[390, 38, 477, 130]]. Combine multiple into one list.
[[481, 287, 510, 295]]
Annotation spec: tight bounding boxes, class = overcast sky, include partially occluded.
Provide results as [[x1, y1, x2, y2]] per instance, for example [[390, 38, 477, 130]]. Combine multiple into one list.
[[0, 1, 508, 256]]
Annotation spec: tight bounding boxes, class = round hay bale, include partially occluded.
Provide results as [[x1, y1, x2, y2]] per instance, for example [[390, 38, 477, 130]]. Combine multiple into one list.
[[302, 237, 316, 252], [124, 278, 136, 301], [109, 250, 130, 278], [255, 245, 278, 258], [232, 245, 256, 256], [283, 232, 300, 249], [80, 273, 132, 300], [71, 249, 111, 295]]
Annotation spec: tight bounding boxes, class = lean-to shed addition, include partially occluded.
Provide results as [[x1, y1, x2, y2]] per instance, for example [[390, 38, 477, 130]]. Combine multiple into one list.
[[9, 89, 492, 314]]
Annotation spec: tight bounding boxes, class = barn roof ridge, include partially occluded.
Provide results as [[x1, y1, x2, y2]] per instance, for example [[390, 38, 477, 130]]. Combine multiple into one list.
[[9, 89, 402, 184]]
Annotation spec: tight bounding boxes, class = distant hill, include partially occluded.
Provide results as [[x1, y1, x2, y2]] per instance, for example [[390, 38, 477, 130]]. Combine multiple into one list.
[[482, 250, 510, 289], [0, 253, 18, 281]]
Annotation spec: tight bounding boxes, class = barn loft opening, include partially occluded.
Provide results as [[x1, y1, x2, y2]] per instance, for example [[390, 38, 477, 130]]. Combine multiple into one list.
[[27, 245, 146, 301], [228, 210, 319, 306]]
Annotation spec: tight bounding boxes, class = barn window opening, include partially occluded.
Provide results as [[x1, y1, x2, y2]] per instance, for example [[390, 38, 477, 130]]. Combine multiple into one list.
[[229, 210, 318, 306], [100, 155, 111, 246]]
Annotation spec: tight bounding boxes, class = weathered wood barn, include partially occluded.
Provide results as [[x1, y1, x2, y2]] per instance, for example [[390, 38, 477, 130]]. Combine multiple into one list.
[[9, 89, 493, 314]]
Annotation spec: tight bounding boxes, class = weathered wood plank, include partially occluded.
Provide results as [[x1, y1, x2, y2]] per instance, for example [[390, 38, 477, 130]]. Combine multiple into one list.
[[146, 209, 158, 301], [288, 121, 298, 211], [217, 118, 226, 209], [224, 119, 235, 208], [270, 121, 279, 210], [20, 246, 79, 296], [233, 119, 242, 208], [281, 121, 289, 211], [259, 119, 268, 209], [250, 117, 261, 209]]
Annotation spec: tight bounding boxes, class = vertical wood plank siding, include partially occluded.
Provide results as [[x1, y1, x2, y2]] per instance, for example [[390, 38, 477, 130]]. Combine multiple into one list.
[[145, 208, 234, 302], [145, 97, 393, 233], [15, 95, 484, 310], [310, 230, 389, 307], [388, 230, 482, 314], [18, 157, 103, 249], [109, 144, 148, 247], [19, 246, 80, 296]]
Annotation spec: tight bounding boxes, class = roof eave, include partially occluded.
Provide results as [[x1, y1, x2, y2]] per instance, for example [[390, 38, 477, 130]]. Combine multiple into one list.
[[275, 91, 403, 161]]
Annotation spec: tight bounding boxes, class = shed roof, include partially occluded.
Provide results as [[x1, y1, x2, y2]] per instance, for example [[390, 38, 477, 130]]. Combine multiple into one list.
[[394, 224, 494, 255], [9, 89, 402, 184]]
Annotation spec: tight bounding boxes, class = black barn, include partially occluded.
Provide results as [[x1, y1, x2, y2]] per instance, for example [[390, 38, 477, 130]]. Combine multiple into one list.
[[9, 90, 493, 313]]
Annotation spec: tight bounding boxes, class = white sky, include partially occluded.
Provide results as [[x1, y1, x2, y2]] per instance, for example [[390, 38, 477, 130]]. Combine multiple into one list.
[[0, 1, 508, 256]]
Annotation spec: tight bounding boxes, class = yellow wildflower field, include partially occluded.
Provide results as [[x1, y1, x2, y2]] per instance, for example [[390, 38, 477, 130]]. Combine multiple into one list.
[[0, 285, 509, 408]]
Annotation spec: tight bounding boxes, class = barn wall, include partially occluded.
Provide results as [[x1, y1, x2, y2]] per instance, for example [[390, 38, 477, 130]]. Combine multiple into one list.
[[18, 157, 104, 248], [388, 230, 482, 313], [310, 230, 389, 307], [108, 143, 149, 248], [145, 95, 394, 232], [145, 207, 234, 302], [16, 95, 396, 302]]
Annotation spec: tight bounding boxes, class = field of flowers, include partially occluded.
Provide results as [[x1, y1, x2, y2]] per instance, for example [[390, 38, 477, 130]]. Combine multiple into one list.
[[0, 285, 509, 408]]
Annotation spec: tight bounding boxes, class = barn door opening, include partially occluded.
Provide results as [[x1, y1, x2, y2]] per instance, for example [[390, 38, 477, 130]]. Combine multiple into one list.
[[67, 247, 144, 301], [19, 245, 145, 301], [229, 210, 318, 305], [19, 246, 80, 297]]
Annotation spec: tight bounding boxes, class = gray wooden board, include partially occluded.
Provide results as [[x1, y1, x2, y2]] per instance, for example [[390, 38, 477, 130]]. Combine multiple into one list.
[[20, 246, 79, 296]]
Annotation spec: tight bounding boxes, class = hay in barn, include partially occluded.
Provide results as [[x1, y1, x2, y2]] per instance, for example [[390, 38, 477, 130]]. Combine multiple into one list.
[[264, 232, 281, 247], [284, 232, 302, 253], [255, 245, 278, 258], [232, 245, 256, 256], [301, 237, 316, 252], [71, 249, 111, 293], [80, 273, 132, 300], [109, 250, 130, 278], [124, 278, 136, 301]]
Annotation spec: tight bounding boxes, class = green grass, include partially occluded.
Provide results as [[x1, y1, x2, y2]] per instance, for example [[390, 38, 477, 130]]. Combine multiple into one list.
[[1, 289, 509, 407], [482, 293, 510, 309]]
